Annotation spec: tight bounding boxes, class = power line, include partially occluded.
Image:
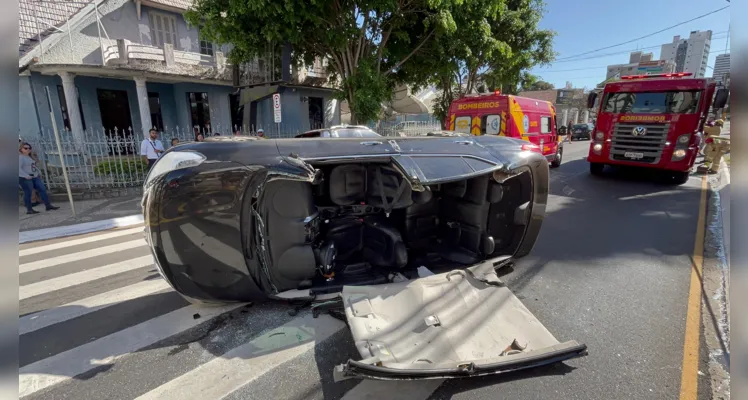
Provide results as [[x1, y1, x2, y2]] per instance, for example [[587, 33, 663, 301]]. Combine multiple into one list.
[[554, 6, 730, 61], [551, 35, 728, 64]]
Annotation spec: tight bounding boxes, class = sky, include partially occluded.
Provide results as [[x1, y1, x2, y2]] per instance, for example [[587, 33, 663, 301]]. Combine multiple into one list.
[[529, 0, 731, 90]]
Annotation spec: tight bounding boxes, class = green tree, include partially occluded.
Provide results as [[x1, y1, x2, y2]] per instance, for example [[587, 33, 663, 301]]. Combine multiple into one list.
[[522, 78, 554, 91], [413, 0, 555, 125], [185, 0, 462, 124]]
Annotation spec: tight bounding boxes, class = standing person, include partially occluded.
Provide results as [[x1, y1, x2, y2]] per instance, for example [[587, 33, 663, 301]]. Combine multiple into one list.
[[171, 138, 179, 147], [256, 128, 265, 138], [19, 143, 59, 214], [193, 127, 201, 141], [195, 134, 205, 142], [140, 129, 164, 170]]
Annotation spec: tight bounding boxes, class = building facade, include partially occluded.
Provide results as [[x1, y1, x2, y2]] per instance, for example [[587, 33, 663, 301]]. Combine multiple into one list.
[[606, 52, 676, 80], [712, 53, 730, 84], [660, 31, 712, 78], [19, 0, 339, 146]]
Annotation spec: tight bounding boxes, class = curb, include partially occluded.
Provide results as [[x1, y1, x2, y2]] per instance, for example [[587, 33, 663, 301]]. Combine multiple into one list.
[[702, 158, 730, 400], [19, 214, 144, 244]]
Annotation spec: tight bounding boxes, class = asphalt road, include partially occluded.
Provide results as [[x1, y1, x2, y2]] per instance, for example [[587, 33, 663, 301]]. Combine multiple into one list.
[[19, 140, 711, 400]]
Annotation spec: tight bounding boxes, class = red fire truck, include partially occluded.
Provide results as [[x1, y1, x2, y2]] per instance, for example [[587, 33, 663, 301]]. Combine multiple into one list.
[[585, 72, 729, 184], [446, 92, 563, 167]]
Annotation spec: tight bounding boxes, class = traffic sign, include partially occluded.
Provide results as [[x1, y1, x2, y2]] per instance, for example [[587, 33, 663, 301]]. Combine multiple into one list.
[[273, 93, 282, 123]]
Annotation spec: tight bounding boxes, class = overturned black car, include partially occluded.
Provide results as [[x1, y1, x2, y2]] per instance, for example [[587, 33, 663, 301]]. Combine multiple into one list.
[[142, 133, 587, 381]]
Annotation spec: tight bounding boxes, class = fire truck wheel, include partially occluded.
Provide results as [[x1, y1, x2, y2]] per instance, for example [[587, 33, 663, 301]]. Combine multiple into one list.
[[590, 162, 605, 176], [551, 148, 562, 168], [672, 171, 690, 185]]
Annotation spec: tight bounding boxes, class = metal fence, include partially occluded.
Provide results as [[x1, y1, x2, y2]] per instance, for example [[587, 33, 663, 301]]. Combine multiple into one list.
[[20, 118, 444, 191]]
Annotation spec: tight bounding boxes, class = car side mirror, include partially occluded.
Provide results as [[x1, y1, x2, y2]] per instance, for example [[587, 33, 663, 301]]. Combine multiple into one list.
[[586, 93, 597, 109], [713, 88, 729, 109]]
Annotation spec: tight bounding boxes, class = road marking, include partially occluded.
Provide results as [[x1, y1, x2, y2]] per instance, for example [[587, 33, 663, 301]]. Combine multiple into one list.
[[679, 175, 707, 400], [20, 239, 147, 273], [20, 255, 154, 300], [133, 314, 345, 400], [20, 279, 171, 335], [19, 303, 244, 398], [19, 227, 144, 257], [342, 379, 444, 400]]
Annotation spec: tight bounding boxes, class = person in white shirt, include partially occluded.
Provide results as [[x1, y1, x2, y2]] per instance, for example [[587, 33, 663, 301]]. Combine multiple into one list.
[[141, 129, 164, 170]]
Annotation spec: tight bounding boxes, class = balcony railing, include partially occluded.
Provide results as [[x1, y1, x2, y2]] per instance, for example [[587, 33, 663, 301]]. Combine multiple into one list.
[[104, 39, 227, 71]]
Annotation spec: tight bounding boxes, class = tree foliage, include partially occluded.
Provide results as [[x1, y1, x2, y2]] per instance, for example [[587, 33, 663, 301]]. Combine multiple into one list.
[[185, 0, 554, 125], [522, 77, 555, 91], [186, 0, 463, 124], [425, 0, 555, 125]]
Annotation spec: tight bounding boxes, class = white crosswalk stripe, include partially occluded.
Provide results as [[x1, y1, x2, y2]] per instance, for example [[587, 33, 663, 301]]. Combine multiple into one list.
[[18, 225, 444, 400]]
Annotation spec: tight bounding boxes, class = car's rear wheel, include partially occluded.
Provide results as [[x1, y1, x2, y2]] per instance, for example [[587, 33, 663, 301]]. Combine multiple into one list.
[[590, 162, 605, 176]]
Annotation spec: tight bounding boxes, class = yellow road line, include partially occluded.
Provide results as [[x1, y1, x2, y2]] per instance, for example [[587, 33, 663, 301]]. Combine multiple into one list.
[[679, 175, 708, 400]]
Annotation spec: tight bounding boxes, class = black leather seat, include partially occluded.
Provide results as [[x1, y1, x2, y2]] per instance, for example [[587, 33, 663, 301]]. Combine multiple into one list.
[[329, 164, 367, 205], [366, 165, 413, 211], [363, 218, 408, 269]]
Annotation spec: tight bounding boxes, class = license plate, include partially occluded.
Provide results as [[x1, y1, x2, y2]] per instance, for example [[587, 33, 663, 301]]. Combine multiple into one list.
[[624, 152, 644, 159], [575, 130, 581, 133]]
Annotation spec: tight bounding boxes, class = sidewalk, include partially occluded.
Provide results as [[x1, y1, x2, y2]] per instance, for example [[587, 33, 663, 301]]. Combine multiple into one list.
[[19, 194, 142, 232]]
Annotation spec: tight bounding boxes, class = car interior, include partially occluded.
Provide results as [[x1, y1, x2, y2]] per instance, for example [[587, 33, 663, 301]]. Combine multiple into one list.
[[253, 161, 533, 294]]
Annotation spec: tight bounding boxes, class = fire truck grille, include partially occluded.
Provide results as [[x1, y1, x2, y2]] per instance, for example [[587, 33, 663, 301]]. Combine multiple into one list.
[[609, 122, 669, 164]]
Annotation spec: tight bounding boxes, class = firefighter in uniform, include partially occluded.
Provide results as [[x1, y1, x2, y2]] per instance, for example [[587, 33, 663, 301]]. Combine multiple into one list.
[[702, 119, 726, 173]]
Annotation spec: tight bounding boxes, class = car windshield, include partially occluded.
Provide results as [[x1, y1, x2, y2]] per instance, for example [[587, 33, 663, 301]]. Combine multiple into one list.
[[573, 124, 588, 129], [602, 90, 701, 114]]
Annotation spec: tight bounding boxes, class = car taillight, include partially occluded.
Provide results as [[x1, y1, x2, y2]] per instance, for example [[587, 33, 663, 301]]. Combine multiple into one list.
[[521, 144, 542, 153]]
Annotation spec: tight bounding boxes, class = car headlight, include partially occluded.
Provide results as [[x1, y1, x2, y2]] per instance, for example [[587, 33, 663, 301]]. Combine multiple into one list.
[[673, 149, 687, 158], [593, 143, 603, 152], [144, 151, 206, 188], [595, 132, 604, 140], [677, 134, 690, 145]]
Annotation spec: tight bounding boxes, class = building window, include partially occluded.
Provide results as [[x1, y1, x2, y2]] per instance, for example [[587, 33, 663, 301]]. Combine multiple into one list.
[[56, 85, 86, 131], [148, 92, 164, 131], [148, 12, 178, 48], [187, 92, 211, 134], [199, 30, 213, 56]]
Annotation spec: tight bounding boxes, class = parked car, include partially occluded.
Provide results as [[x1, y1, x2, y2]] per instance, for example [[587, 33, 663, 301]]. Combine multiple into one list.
[[141, 134, 586, 381], [295, 125, 381, 138], [570, 123, 593, 141]]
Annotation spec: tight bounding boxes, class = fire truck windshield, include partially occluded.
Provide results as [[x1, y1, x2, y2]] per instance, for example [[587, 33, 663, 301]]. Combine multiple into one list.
[[602, 90, 701, 114]]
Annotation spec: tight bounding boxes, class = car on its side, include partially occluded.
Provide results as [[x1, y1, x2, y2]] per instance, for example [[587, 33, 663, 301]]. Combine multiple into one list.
[[141, 133, 587, 382], [570, 123, 593, 141]]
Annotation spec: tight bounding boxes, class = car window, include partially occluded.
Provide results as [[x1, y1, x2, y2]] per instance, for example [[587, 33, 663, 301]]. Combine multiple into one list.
[[454, 116, 472, 133], [480, 115, 501, 135], [540, 117, 551, 134]]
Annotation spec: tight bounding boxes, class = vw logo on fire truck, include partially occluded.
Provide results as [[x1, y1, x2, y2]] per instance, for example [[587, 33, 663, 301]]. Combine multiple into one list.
[[631, 126, 647, 137]]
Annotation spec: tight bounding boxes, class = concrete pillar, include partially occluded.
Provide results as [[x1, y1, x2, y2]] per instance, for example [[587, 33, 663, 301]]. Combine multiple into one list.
[[58, 72, 85, 146], [561, 109, 568, 125], [573, 110, 579, 124], [583, 110, 589, 123], [134, 77, 152, 138]]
